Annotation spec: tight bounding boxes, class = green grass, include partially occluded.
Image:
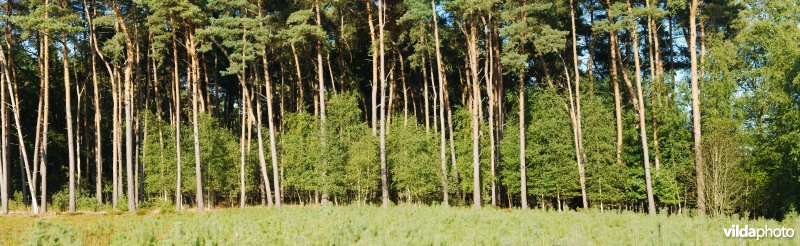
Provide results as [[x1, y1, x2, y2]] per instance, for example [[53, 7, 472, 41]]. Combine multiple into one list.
[[1, 206, 798, 245]]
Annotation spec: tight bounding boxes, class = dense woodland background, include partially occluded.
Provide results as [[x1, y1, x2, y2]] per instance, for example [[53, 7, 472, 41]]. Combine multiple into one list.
[[0, 0, 798, 219]]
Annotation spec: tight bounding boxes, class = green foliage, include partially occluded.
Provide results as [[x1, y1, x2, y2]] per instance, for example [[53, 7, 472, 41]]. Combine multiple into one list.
[[581, 90, 625, 206], [281, 112, 323, 195], [142, 112, 245, 205], [525, 89, 579, 206], [282, 92, 375, 199], [451, 106, 492, 203], [388, 117, 440, 203]]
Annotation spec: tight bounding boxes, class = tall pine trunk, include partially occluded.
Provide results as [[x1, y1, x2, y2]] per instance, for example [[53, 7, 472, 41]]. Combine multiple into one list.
[[84, 1, 103, 204], [378, 0, 389, 208], [569, 0, 588, 210], [62, 32, 77, 213], [113, 4, 135, 212], [432, 0, 448, 205], [187, 32, 204, 212], [262, 50, 282, 207], [367, 0, 378, 136], [689, 0, 705, 216], [0, 41, 39, 214], [171, 16, 182, 210], [484, 17, 497, 207], [626, 0, 656, 215]]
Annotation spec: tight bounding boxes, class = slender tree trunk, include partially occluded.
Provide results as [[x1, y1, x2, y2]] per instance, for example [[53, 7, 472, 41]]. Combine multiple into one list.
[[111, 68, 119, 210], [431, 1, 449, 205], [689, 0, 705, 216], [423, 56, 430, 133], [393, 46, 407, 127], [610, 34, 623, 164], [367, 0, 378, 136], [262, 50, 282, 207], [518, 73, 527, 209], [466, 19, 482, 208], [171, 16, 182, 211], [483, 16, 497, 207], [646, 0, 661, 172], [254, 80, 275, 207], [187, 32, 204, 212], [314, 0, 329, 206], [626, 0, 656, 215], [239, 85, 247, 208], [40, 1, 50, 213], [112, 4, 135, 212], [378, 0, 389, 208], [84, 1, 103, 205], [0, 49, 5, 215], [0, 42, 39, 214], [0, 2, 11, 213], [61, 32, 77, 213], [570, 0, 588, 210], [289, 44, 304, 113]]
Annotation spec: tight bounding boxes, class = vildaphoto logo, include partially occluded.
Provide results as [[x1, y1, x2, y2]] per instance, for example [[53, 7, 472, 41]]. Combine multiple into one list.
[[724, 225, 795, 240]]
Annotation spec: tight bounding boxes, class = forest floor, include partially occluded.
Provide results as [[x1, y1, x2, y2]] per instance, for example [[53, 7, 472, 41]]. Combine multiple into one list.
[[1, 205, 798, 245]]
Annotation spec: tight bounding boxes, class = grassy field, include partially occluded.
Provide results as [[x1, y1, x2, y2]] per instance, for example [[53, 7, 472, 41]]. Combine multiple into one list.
[[1, 206, 798, 245]]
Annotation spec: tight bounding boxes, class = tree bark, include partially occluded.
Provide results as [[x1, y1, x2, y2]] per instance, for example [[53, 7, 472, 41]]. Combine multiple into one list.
[[187, 31, 204, 212], [84, 1, 103, 205], [379, 0, 389, 208], [519, 73, 527, 209], [171, 14, 182, 211], [689, 0, 706, 216], [367, 0, 378, 136], [483, 16, 497, 207], [239, 84, 247, 207], [431, 0, 449, 205], [61, 32, 77, 213], [314, 0, 329, 206], [0, 1, 11, 214], [626, 0, 656, 215], [570, 0, 588, 210], [606, 11, 623, 165], [0, 41, 39, 214], [40, 0, 51, 213], [467, 19, 481, 208], [262, 51, 282, 207], [112, 4, 135, 212]]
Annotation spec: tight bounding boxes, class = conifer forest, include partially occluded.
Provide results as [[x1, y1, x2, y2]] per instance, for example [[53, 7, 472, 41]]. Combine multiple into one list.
[[0, 0, 799, 230]]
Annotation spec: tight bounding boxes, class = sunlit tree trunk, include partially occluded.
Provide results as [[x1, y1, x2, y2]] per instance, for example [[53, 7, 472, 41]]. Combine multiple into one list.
[[239, 82, 247, 208], [262, 50, 282, 207], [431, 0, 450, 206], [254, 78, 275, 207], [0, 42, 39, 214], [112, 4, 135, 212], [40, 0, 51, 213], [84, 1, 103, 205], [61, 31, 77, 213], [609, 32, 623, 164], [378, 0, 389, 208], [465, 18, 482, 208], [187, 31, 204, 212], [367, 0, 378, 136], [0, 2, 11, 214], [0, 48, 5, 215], [626, 0, 656, 215], [689, 0, 705, 216], [569, 0, 588, 210], [483, 16, 497, 207], [171, 15, 182, 211]]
